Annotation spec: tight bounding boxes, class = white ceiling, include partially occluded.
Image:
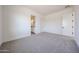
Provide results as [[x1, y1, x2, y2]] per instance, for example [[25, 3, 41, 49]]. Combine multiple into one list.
[[26, 5, 66, 15]]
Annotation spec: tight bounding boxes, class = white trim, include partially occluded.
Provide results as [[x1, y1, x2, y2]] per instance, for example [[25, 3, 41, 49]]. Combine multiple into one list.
[[3, 34, 31, 43]]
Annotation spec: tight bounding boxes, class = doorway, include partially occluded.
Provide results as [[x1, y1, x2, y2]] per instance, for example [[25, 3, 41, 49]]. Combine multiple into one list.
[[31, 15, 35, 35]]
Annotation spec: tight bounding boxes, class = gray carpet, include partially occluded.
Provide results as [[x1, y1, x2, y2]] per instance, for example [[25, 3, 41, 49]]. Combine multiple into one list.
[[0, 32, 79, 53]]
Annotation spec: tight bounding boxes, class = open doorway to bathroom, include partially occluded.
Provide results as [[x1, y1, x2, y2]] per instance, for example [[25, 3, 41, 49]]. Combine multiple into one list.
[[31, 15, 36, 35]]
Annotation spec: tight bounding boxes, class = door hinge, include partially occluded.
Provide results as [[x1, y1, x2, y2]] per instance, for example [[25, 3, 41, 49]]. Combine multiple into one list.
[[72, 26, 74, 28], [72, 20, 74, 22], [72, 14, 73, 16], [72, 32, 73, 35]]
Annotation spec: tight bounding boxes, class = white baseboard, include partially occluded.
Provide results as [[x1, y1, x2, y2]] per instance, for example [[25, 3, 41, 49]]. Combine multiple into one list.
[[3, 34, 31, 43]]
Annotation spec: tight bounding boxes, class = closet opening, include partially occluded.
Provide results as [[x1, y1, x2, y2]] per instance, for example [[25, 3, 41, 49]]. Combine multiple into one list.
[[31, 15, 36, 35]]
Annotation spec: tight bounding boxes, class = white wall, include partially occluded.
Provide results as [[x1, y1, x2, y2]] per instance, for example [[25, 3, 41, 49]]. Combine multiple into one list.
[[2, 6, 43, 42], [40, 16, 45, 32], [43, 13, 62, 34], [74, 6, 79, 47], [42, 8, 73, 35], [0, 6, 2, 45]]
